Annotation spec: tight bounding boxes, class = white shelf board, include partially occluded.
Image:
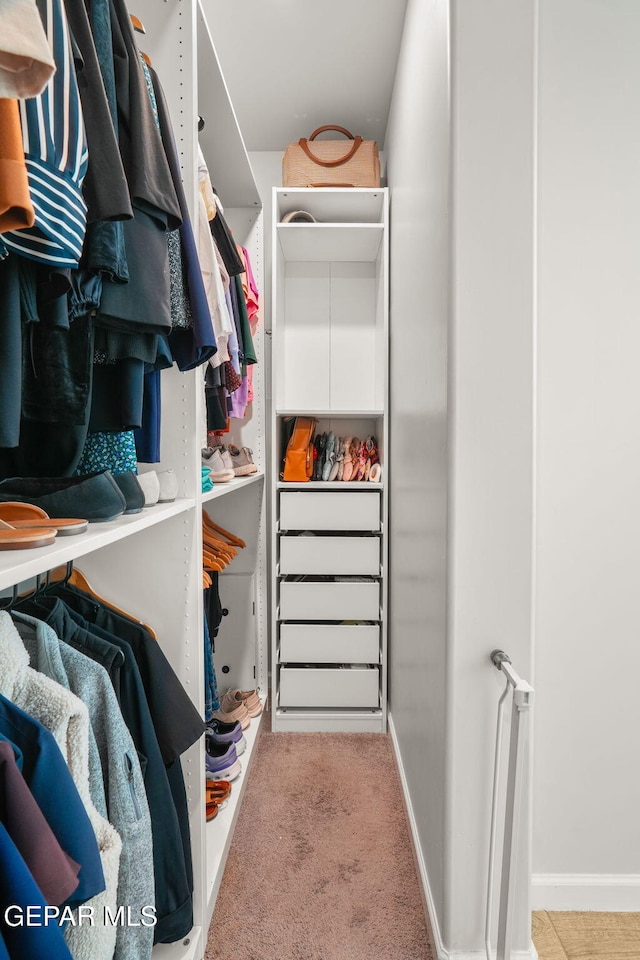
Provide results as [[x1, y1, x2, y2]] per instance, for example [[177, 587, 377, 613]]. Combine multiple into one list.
[[277, 223, 383, 262], [0, 499, 195, 592], [276, 410, 383, 418], [276, 188, 385, 224], [201, 472, 264, 503], [152, 927, 202, 960], [206, 701, 266, 924], [197, 1, 260, 208], [273, 708, 385, 733], [277, 481, 383, 490]]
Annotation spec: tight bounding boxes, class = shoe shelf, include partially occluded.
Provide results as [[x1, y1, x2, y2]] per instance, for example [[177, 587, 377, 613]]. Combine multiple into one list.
[[205, 699, 266, 925], [273, 709, 384, 733], [277, 480, 383, 490], [152, 930, 203, 960], [201, 472, 265, 504], [276, 223, 384, 263], [277, 188, 385, 224], [276, 410, 384, 418], [0, 498, 196, 593]]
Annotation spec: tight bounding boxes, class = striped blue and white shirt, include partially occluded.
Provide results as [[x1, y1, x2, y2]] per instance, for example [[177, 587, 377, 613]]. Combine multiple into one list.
[[2, 0, 89, 268]]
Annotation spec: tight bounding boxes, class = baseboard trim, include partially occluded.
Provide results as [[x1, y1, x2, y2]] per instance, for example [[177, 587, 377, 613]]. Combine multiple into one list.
[[532, 873, 640, 911], [388, 712, 448, 960], [439, 952, 536, 960], [389, 712, 538, 960]]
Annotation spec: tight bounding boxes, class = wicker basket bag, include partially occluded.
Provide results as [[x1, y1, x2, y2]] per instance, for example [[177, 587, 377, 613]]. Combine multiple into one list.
[[283, 125, 380, 188]]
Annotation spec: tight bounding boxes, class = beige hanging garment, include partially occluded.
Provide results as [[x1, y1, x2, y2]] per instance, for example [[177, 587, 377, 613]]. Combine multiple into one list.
[[0, 0, 56, 98]]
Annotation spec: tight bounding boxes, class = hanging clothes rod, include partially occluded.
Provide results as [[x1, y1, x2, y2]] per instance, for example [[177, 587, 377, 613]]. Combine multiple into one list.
[[485, 650, 534, 960]]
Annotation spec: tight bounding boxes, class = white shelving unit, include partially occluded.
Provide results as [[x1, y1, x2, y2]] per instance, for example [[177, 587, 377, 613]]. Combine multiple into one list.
[[271, 187, 389, 733], [0, 4, 266, 959]]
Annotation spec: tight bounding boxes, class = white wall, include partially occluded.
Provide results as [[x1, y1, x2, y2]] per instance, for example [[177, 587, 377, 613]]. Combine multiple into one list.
[[384, 0, 450, 939], [532, 0, 640, 911], [447, 0, 537, 952], [386, 0, 537, 955]]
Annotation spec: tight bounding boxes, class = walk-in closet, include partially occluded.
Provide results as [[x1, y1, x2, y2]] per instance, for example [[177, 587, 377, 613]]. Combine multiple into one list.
[[2, 0, 639, 959]]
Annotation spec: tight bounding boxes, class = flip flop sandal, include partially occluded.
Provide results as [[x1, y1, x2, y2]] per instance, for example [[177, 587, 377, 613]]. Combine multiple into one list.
[[322, 451, 335, 482], [342, 436, 355, 482], [206, 801, 219, 821], [335, 439, 346, 481], [322, 432, 336, 482], [206, 781, 232, 803], [0, 502, 88, 536], [364, 436, 379, 482], [314, 433, 327, 481], [0, 524, 58, 550], [354, 440, 368, 481], [329, 439, 343, 482]]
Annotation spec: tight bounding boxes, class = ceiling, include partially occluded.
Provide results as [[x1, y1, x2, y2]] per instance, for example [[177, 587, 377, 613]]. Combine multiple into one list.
[[205, 0, 409, 152]]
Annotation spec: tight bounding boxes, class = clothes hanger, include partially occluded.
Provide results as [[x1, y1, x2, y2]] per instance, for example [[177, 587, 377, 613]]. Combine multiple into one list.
[[202, 551, 224, 573], [130, 15, 152, 65], [203, 546, 233, 569], [0, 582, 20, 610], [48, 563, 159, 640], [202, 529, 236, 558], [202, 513, 246, 549], [202, 535, 232, 566], [202, 517, 238, 554]]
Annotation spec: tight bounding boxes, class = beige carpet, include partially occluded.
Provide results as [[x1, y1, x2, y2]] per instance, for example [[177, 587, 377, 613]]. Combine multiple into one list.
[[206, 726, 434, 960], [533, 911, 640, 960]]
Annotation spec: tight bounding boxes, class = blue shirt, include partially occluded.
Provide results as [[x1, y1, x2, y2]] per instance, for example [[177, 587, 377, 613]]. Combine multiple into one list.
[[0, 696, 105, 907], [0, 823, 73, 960]]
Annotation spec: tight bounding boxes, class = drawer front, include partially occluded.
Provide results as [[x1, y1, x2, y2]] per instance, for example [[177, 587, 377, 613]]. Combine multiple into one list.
[[279, 580, 380, 621], [279, 666, 380, 708], [279, 535, 380, 576], [280, 623, 380, 663], [279, 491, 380, 531]]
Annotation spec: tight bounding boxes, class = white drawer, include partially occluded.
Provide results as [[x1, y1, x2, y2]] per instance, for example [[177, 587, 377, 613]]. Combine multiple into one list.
[[279, 491, 380, 531], [279, 666, 380, 708], [279, 623, 380, 663], [279, 535, 380, 575], [279, 579, 380, 621]]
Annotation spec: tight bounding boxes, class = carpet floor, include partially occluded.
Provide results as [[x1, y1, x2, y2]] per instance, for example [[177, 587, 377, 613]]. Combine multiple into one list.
[[206, 723, 435, 960], [533, 911, 640, 960]]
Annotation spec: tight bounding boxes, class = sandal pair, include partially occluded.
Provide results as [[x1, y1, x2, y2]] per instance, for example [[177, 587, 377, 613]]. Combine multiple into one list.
[[206, 779, 232, 821], [342, 436, 381, 482], [0, 501, 88, 549]]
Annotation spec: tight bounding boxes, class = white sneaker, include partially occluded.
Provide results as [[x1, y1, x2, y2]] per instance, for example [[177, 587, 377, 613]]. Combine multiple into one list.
[[228, 445, 258, 477], [218, 446, 235, 473], [201, 448, 234, 482]]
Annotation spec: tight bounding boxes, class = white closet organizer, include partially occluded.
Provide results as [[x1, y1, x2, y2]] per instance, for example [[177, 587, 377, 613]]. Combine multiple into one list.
[[271, 188, 389, 733], [0, 3, 266, 960]]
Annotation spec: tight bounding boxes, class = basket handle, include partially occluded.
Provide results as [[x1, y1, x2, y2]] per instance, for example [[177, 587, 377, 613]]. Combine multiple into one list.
[[299, 126, 363, 168]]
